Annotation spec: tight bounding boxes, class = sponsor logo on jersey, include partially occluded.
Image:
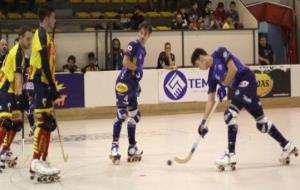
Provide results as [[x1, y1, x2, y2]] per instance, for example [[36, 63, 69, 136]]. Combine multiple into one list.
[[255, 73, 273, 97], [116, 82, 129, 93], [164, 71, 187, 100], [238, 80, 249, 88]]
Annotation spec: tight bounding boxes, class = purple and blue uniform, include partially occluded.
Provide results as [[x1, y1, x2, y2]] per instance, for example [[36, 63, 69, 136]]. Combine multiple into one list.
[[115, 39, 146, 109], [208, 47, 259, 111], [208, 47, 289, 154], [113, 39, 146, 145]]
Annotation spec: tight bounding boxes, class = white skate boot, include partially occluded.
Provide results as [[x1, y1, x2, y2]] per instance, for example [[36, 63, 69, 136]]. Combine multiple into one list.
[[279, 142, 298, 165], [109, 142, 121, 165], [0, 151, 18, 168], [30, 159, 60, 183], [215, 150, 237, 171], [127, 144, 143, 163]]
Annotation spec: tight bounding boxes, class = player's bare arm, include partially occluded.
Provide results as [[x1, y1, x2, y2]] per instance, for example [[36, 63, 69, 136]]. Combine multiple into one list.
[[203, 92, 216, 119], [222, 59, 237, 86], [123, 55, 138, 71]]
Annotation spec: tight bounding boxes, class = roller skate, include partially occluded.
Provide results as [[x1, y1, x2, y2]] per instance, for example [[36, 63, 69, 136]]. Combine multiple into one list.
[[279, 142, 298, 165], [127, 144, 143, 163], [0, 161, 4, 173], [109, 142, 121, 165], [30, 159, 60, 183], [0, 151, 18, 168], [215, 150, 237, 171]]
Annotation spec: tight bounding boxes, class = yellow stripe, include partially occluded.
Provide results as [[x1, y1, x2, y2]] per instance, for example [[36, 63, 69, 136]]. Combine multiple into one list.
[[0, 112, 12, 118], [34, 108, 54, 114]]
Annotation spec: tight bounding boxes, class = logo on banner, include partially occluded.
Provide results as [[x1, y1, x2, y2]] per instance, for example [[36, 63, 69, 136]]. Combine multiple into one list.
[[164, 71, 187, 100], [255, 73, 273, 97]]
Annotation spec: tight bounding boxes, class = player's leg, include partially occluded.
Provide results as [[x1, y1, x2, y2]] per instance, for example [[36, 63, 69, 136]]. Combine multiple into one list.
[[127, 94, 143, 162], [30, 82, 60, 181], [246, 99, 298, 164], [215, 98, 243, 171], [0, 110, 23, 168], [110, 82, 130, 164]]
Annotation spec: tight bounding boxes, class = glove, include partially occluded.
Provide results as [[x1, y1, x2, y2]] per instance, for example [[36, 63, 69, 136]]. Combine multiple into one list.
[[15, 94, 29, 111], [48, 85, 60, 101], [135, 66, 143, 82], [217, 85, 227, 102], [198, 119, 208, 138]]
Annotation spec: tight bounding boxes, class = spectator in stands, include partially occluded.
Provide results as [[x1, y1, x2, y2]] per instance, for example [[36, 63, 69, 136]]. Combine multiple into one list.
[[259, 35, 275, 65], [188, 1, 202, 25], [177, 5, 189, 27], [0, 39, 8, 68], [222, 15, 234, 29], [62, 55, 79, 73], [209, 14, 221, 29], [172, 13, 188, 30], [82, 52, 100, 73], [157, 42, 177, 70], [203, 1, 213, 30], [108, 38, 124, 70], [226, 1, 240, 27], [130, 5, 145, 30], [214, 2, 226, 25]]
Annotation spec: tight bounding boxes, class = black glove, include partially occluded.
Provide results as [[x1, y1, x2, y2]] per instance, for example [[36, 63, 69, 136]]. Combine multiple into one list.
[[48, 85, 60, 101], [198, 119, 208, 138], [15, 94, 29, 111]]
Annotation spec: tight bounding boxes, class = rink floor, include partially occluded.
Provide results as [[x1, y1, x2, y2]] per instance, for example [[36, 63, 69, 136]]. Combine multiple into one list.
[[0, 107, 299, 190]]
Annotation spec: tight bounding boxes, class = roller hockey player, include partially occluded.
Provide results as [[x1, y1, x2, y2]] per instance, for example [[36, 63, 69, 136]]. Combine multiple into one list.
[[0, 26, 33, 171], [28, 6, 66, 182], [110, 22, 152, 165], [191, 47, 298, 171]]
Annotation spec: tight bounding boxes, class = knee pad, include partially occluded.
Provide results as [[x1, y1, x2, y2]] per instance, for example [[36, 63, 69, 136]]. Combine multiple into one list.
[[128, 109, 141, 125], [224, 105, 239, 126], [37, 113, 57, 132], [12, 120, 23, 132], [0, 118, 13, 131], [256, 117, 272, 133], [116, 108, 128, 122]]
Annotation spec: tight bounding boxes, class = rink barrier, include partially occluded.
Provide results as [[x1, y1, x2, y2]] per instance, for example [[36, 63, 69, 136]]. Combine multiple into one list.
[[51, 65, 300, 120], [54, 97, 300, 121]]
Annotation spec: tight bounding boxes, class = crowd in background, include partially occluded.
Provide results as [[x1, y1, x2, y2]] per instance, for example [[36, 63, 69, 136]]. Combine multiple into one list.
[[172, 1, 242, 30]]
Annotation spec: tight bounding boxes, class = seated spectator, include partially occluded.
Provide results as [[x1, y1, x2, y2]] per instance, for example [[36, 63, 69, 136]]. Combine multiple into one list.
[[82, 52, 100, 73], [209, 14, 221, 29], [226, 1, 240, 27], [172, 13, 188, 30], [130, 5, 145, 30], [62, 55, 79, 73], [189, 17, 199, 30], [0, 38, 8, 68], [259, 35, 275, 65], [222, 15, 234, 29], [203, 0, 213, 18], [214, 2, 226, 24], [108, 38, 124, 70], [203, 1, 214, 30], [188, 1, 202, 25], [177, 5, 189, 27], [157, 42, 177, 70]]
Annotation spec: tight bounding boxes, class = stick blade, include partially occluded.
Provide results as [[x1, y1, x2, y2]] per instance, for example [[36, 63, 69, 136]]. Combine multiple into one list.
[[174, 154, 192, 164]]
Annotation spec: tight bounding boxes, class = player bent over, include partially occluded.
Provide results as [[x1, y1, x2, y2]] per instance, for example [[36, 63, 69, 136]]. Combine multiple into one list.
[[28, 6, 66, 182], [0, 27, 33, 172], [191, 47, 298, 171], [110, 22, 152, 164]]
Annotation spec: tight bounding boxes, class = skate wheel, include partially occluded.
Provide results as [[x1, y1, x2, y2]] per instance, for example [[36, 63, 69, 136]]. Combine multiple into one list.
[[217, 165, 225, 171], [30, 175, 34, 180], [37, 177, 42, 182], [231, 165, 236, 171]]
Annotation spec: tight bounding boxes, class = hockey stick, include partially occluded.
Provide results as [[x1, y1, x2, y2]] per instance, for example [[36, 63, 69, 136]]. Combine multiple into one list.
[[54, 111, 69, 162], [174, 99, 219, 164]]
